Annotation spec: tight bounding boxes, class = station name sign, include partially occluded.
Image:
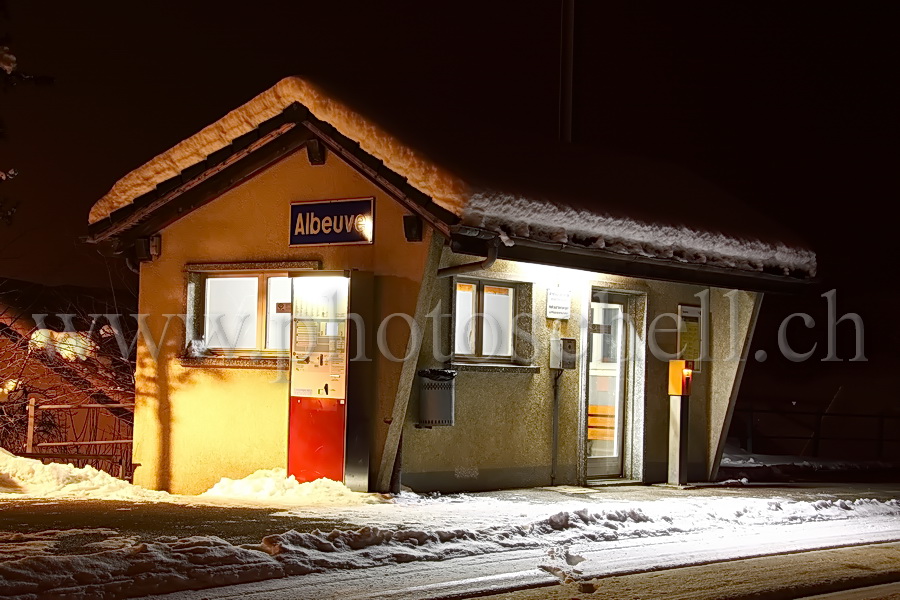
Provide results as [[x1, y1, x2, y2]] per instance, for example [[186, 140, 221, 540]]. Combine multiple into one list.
[[290, 197, 374, 246]]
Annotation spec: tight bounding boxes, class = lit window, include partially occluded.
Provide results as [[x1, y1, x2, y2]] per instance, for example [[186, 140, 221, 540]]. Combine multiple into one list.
[[204, 277, 258, 349], [194, 273, 295, 355], [453, 279, 516, 361]]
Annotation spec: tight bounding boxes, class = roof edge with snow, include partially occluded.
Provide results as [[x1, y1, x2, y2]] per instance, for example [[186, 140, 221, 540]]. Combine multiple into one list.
[[87, 77, 816, 288]]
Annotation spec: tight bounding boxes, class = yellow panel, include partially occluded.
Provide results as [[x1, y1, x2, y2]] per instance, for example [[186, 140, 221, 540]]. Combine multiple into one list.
[[587, 428, 614, 441], [457, 283, 474, 293], [588, 404, 615, 416], [668, 360, 687, 395], [484, 285, 510, 296], [588, 416, 614, 427]]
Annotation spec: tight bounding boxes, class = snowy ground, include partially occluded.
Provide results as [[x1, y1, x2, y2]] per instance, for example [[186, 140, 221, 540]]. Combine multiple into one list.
[[721, 445, 896, 471], [719, 444, 900, 483], [2, 450, 900, 599]]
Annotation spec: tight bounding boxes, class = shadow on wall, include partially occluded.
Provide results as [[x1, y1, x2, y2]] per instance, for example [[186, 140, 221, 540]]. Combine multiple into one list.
[[136, 317, 227, 493]]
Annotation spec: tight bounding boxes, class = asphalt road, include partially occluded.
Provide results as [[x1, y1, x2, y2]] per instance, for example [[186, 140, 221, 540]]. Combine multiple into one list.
[[480, 541, 900, 600]]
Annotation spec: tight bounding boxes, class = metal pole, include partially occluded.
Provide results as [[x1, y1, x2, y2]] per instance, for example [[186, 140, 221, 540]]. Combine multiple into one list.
[[559, 0, 575, 143], [551, 370, 562, 485], [25, 397, 35, 454]]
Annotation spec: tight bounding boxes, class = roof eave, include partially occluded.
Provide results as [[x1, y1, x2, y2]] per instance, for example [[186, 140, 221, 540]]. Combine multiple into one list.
[[450, 229, 815, 294], [86, 103, 459, 246]]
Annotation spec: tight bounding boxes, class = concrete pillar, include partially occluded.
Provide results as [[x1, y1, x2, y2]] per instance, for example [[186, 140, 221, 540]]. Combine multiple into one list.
[[668, 395, 690, 485]]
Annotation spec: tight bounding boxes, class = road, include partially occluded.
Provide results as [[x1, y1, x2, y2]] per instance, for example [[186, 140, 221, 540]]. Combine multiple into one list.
[[141, 516, 900, 600], [3, 483, 899, 599]]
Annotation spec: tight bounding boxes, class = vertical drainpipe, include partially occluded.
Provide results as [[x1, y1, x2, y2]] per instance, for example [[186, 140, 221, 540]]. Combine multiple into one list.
[[559, 0, 575, 144]]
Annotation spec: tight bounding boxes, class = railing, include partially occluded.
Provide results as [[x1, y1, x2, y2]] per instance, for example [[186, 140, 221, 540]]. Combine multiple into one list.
[[734, 406, 900, 460], [24, 398, 135, 478]]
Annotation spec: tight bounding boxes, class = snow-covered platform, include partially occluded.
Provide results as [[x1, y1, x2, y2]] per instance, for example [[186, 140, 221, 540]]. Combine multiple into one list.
[[2, 483, 900, 599], [719, 446, 900, 483], [2, 451, 899, 599]]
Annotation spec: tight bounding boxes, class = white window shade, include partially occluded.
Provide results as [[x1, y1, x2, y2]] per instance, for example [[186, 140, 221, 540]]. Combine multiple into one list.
[[454, 283, 477, 355], [482, 285, 513, 357], [204, 277, 258, 349]]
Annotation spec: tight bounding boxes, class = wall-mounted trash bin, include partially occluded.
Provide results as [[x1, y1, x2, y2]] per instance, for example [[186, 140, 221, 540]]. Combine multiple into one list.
[[417, 369, 457, 426]]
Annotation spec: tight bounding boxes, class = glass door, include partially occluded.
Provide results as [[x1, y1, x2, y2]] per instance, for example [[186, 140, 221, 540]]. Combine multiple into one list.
[[586, 290, 628, 479]]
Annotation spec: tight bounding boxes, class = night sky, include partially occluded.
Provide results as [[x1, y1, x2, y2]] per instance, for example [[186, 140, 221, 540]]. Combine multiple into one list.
[[2, 3, 898, 417]]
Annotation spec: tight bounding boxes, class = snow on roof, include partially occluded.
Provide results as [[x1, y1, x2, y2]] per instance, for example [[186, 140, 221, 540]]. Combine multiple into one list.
[[89, 77, 816, 277], [464, 192, 817, 275], [88, 77, 469, 225]]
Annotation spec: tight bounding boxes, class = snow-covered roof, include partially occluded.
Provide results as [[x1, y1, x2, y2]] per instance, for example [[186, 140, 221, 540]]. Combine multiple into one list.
[[88, 77, 468, 226], [89, 76, 816, 278]]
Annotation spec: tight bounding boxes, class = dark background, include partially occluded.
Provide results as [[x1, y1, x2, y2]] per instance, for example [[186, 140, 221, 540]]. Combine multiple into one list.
[[2, 2, 897, 454]]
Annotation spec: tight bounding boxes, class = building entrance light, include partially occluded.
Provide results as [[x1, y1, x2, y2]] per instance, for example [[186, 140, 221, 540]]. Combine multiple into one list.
[[668, 359, 694, 486], [668, 359, 694, 397]]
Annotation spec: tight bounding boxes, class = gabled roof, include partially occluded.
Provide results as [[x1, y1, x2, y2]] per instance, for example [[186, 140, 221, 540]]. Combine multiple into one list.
[[89, 78, 468, 226], [88, 77, 816, 290]]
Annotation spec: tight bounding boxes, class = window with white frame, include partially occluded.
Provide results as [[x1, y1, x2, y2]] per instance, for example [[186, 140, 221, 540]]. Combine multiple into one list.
[[453, 279, 517, 361], [185, 265, 317, 358], [200, 273, 293, 353]]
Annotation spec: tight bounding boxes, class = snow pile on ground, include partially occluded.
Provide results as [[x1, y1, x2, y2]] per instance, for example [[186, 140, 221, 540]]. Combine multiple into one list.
[[199, 468, 386, 506], [1, 494, 898, 599], [0, 449, 383, 507], [0, 529, 134, 561], [0, 449, 170, 501], [462, 192, 817, 276], [0, 535, 284, 600], [259, 497, 900, 573], [720, 445, 894, 471]]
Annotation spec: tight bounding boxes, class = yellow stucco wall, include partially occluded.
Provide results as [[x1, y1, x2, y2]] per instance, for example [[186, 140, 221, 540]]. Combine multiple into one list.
[[132, 148, 431, 494], [130, 141, 759, 494]]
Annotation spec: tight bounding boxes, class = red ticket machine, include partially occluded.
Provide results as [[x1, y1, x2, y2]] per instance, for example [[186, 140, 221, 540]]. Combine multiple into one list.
[[287, 271, 372, 491]]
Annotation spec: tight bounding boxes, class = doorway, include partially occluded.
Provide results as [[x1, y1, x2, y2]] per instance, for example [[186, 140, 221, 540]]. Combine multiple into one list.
[[585, 289, 631, 479], [287, 273, 350, 484]]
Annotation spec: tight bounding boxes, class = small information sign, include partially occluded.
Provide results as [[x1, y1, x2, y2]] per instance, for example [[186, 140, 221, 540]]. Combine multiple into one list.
[[547, 289, 571, 319], [677, 304, 702, 372]]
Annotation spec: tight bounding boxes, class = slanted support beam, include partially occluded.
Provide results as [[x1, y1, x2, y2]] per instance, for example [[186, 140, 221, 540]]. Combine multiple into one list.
[[375, 229, 445, 492], [708, 293, 764, 481]]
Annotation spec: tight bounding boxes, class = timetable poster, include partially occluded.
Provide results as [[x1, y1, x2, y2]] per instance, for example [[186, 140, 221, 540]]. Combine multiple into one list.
[[290, 276, 349, 399]]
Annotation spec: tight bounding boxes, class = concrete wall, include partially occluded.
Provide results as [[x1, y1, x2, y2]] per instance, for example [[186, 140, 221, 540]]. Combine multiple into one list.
[[132, 148, 432, 494], [401, 252, 734, 492], [708, 288, 760, 476]]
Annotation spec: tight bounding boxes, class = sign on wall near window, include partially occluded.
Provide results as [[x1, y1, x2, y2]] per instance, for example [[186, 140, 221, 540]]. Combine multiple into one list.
[[677, 304, 702, 371], [290, 197, 374, 246], [547, 288, 571, 319]]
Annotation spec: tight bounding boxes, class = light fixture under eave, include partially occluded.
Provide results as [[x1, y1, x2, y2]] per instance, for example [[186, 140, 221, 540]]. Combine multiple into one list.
[[356, 214, 373, 241]]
